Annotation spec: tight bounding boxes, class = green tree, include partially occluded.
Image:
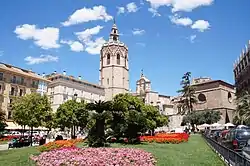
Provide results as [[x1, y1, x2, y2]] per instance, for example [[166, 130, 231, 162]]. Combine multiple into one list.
[[177, 72, 197, 115], [86, 100, 112, 147], [12, 93, 52, 145], [181, 110, 221, 131], [234, 91, 250, 125], [143, 105, 168, 135], [110, 94, 167, 143], [0, 109, 6, 131], [55, 100, 89, 139]]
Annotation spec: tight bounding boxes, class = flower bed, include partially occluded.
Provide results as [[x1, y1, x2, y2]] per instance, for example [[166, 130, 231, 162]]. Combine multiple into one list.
[[0, 135, 17, 142], [141, 133, 189, 144], [31, 147, 156, 166], [37, 139, 84, 152]]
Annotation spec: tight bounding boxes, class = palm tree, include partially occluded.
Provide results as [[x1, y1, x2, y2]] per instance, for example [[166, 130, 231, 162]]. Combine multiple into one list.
[[86, 100, 112, 147], [177, 72, 197, 115], [234, 91, 250, 125]]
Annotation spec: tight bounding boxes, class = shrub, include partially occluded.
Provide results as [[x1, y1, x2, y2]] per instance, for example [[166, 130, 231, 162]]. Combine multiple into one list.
[[141, 133, 189, 144], [31, 147, 156, 166], [38, 139, 84, 152]]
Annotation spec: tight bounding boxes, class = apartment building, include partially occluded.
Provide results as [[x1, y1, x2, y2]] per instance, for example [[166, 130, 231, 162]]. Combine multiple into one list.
[[0, 62, 50, 129], [46, 71, 105, 111]]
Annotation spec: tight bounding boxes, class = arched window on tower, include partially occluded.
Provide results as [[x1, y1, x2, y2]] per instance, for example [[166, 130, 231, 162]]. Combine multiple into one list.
[[107, 54, 110, 65], [117, 54, 120, 65], [125, 55, 127, 67]]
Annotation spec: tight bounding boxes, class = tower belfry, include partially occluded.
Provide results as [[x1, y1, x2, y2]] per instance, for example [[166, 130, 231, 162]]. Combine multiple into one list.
[[99, 21, 129, 100]]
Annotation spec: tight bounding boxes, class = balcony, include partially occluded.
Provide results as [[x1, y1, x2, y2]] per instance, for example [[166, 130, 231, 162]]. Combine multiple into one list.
[[10, 79, 27, 86]]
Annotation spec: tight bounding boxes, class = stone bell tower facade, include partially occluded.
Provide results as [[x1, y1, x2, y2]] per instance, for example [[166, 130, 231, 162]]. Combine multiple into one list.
[[99, 22, 129, 100]]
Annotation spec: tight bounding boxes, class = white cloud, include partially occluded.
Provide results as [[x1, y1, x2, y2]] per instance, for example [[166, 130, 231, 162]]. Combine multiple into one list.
[[14, 24, 60, 49], [132, 28, 145, 35], [24, 55, 58, 65], [136, 42, 146, 47], [61, 40, 84, 52], [74, 25, 106, 55], [172, 0, 214, 12], [62, 6, 112, 26], [189, 35, 197, 43], [191, 20, 210, 32], [117, 7, 125, 15], [85, 37, 106, 55], [146, 0, 214, 12], [126, 2, 138, 13], [148, 8, 161, 17], [75, 25, 103, 42], [169, 15, 193, 26]]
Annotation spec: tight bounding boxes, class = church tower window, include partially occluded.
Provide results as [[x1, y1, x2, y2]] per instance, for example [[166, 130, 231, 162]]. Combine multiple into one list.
[[107, 78, 109, 85], [107, 54, 110, 65], [125, 55, 127, 67], [117, 54, 120, 64]]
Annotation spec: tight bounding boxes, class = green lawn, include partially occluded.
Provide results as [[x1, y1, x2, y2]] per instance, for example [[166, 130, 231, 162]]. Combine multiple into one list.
[[0, 140, 8, 145], [0, 135, 224, 166]]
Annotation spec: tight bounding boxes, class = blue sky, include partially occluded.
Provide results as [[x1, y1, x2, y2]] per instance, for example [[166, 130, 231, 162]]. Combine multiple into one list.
[[0, 0, 250, 96]]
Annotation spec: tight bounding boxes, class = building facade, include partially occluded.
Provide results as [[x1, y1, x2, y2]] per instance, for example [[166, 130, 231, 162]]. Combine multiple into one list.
[[233, 40, 250, 94], [0, 62, 50, 128], [191, 77, 236, 124], [46, 72, 105, 111], [133, 72, 182, 130], [100, 22, 129, 100]]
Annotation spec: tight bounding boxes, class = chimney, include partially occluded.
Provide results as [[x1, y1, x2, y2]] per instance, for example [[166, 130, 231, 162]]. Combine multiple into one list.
[[54, 71, 57, 74], [63, 71, 66, 76], [42, 72, 45, 77], [78, 76, 82, 80]]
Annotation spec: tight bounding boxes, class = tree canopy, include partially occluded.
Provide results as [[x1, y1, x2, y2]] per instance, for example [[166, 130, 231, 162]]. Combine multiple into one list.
[[12, 93, 52, 129], [234, 91, 250, 125], [55, 99, 89, 138], [181, 110, 221, 127], [0, 109, 6, 131]]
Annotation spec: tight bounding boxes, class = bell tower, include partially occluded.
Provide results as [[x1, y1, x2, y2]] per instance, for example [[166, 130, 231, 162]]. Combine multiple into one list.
[[99, 20, 129, 100]]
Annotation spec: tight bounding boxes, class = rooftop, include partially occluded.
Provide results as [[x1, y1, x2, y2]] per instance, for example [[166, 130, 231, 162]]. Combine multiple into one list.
[[46, 72, 104, 89], [0, 62, 50, 82]]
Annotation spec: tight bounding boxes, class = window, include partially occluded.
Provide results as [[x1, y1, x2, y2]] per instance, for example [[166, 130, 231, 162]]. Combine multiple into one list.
[[125, 55, 127, 67], [228, 92, 233, 103], [10, 87, 15, 96], [107, 78, 109, 85], [8, 111, 12, 119], [20, 89, 23, 96], [198, 93, 206, 102], [107, 54, 110, 65], [12, 76, 16, 83], [21, 77, 24, 85], [113, 36, 117, 41], [0, 73, 3, 81], [114, 30, 116, 34], [117, 54, 120, 64]]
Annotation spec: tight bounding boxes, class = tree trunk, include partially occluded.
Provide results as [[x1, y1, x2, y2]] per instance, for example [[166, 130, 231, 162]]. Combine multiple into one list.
[[30, 127, 33, 146]]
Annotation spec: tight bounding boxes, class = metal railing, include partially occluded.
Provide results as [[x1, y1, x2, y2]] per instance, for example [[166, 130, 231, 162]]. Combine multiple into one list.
[[202, 134, 250, 166]]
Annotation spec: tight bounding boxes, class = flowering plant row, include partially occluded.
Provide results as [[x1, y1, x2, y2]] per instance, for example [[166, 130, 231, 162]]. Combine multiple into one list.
[[140, 133, 189, 144], [37, 139, 84, 152], [31, 147, 156, 166], [0, 135, 17, 142]]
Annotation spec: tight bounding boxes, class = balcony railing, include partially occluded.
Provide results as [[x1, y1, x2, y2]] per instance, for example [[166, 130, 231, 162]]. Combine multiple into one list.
[[202, 134, 250, 166]]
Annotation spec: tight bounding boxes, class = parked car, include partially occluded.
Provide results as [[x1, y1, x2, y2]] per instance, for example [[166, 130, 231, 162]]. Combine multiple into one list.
[[223, 127, 250, 151], [242, 139, 250, 160]]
